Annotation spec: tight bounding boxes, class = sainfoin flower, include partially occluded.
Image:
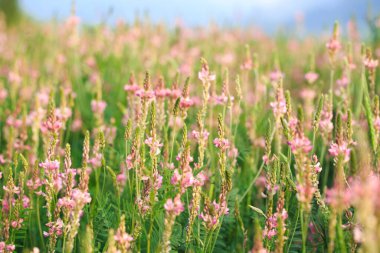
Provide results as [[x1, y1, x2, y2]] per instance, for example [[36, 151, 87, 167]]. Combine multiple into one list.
[[363, 58, 378, 70], [288, 134, 312, 154], [164, 195, 184, 216], [304, 71, 319, 84], [328, 141, 350, 162], [144, 137, 163, 155], [213, 138, 230, 150], [91, 100, 107, 114], [39, 160, 60, 172]]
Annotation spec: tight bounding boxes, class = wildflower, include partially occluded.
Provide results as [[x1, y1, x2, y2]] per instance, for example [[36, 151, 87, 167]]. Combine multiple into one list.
[[304, 71, 319, 84], [44, 219, 64, 237], [144, 137, 163, 155], [363, 57, 378, 70], [114, 230, 133, 251], [191, 129, 209, 142], [213, 138, 230, 150], [198, 64, 216, 83], [170, 169, 181, 185], [39, 160, 60, 172], [328, 142, 351, 163], [179, 97, 194, 109], [269, 70, 284, 82], [91, 100, 107, 114], [164, 195, 184, 216], [288, 134, 312, 154]]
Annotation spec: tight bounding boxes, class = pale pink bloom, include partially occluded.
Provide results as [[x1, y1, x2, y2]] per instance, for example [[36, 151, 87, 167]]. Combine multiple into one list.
[[65, 15, 81, 29], [198, 68, 216, 83], [170, 89, 182, 99], [171, 169, 181, 185], [135, 89, 155, 100], [164, 194, 184, 216], [86, 56, 96, 68], [91, 100, 107, 114], [325, 186, 350, 209], [114, 230, 133, 250], [144, 137, 163, 155], [296, 184, 316, 203], [11, 218, 23, 229], [336, 75, 349, 88], [304, 71, 319, 84], [262, 155, 270, 165], [0, 242, 15, 252], [269, 70, 284, 82], [71, 118, 82, 132], [154, 88, 171, 98], [288, 135, 312, 154], [0, 88, 8, 101], [312, 155, 322, 173], [374, 116, 380, 131], [194, 172, 208, 186], [213, 93, 233, 105], [191, 129, 209, 142], [329, 142, 351, 162], [44, 219, 64, 237], [181, 171, 194, 189], [363, 58, 378, 70], [124, 84, 140, 94], [213, 138, 230, 150], [300, 88, 316, 100], [240, 58, 252, 70], [23, 196, 30, 208], [55, 107, 72, 121], [326, 38, 341, 53], [270, 100, 287, 118], [8, 71, 21, 84], [39, 160, 60, 172], [228, 147, 239, 159], [179, 97, 194, 108]]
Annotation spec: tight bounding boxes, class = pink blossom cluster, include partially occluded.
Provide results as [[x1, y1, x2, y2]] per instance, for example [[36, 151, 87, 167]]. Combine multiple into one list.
[[328, 141, 351, 163], [213, 138, 230, 150], [263, 209, 288, 239], [199, 199, 229, 230], [164, 194, 184, 216]]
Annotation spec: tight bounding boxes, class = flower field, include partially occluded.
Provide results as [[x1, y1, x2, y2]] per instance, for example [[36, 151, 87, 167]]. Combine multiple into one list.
[[0, 12, 380, 253]]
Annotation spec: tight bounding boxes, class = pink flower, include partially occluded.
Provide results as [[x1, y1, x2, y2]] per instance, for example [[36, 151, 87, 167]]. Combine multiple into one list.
[[288, 135, 312, 154], [363, 58, 378, 70], [374, 116, 380, 131], [213, 138, 230, 150], [124, 84, 140, 94], [91, 100, 107, 114], [144, 137, 163, 155], [304, 71, 319, 84], [191, 130, 209, 142], [39, 160, 60, 172], [135, 89, 155, 100], [326, 38, 341, 53], [270, 100, 287, 118], [114, 230, 133, 250], [171, 169, 181, 185], [198, 68, 216, 83], [44, 219, 64, 237], [329, 142, 351, 162], [336, 75, 349, 88], [179, 97, 195, 109], [164, 194, 184, 216], [269, 70, 284, 82]]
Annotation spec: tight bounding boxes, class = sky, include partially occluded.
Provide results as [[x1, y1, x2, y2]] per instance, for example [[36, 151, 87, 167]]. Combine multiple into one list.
[[19, 0, 380, 34]]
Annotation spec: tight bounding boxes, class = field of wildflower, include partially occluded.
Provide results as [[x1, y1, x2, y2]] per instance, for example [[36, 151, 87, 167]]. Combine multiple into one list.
[[1, 8, 380, 253]]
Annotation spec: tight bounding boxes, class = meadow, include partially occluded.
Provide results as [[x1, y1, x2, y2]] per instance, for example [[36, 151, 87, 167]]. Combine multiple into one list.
[[0, 13, 380, 253]]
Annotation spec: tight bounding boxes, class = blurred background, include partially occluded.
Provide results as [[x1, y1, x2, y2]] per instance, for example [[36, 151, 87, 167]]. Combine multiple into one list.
[[1, 0, 380, 35]]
